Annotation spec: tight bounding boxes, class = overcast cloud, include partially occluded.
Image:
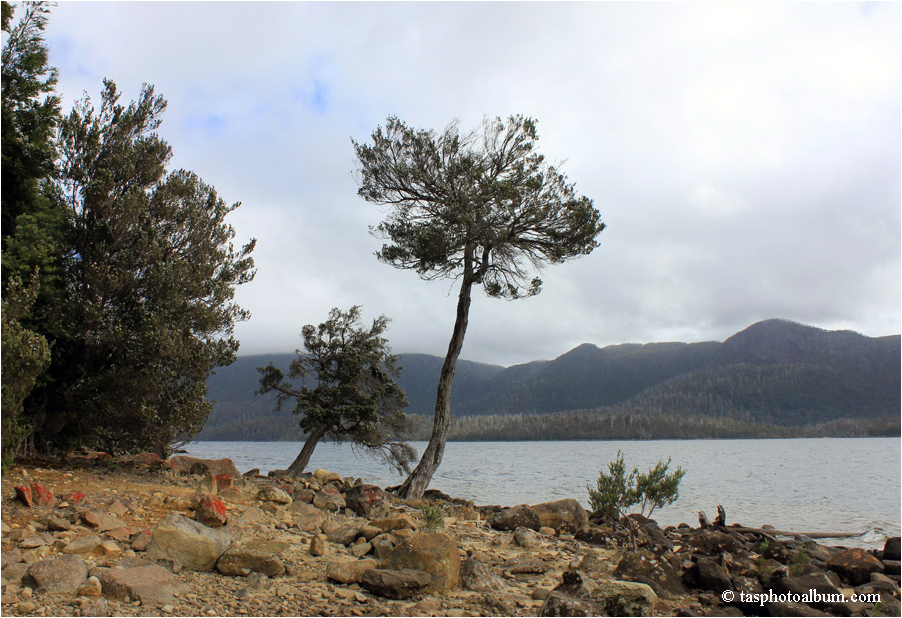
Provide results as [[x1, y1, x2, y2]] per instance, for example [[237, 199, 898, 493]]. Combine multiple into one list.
[[41, 2, 900, 367]]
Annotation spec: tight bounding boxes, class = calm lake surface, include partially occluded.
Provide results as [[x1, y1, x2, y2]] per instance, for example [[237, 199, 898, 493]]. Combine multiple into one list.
[[185, 438, 901, 548]]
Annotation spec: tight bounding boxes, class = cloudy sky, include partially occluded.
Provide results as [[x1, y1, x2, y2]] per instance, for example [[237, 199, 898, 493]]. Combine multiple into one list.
[[41, 2, 900, 367]]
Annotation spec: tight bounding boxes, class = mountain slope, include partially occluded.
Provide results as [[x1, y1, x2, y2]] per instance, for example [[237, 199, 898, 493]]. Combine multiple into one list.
[[198, 319, 900, 440]]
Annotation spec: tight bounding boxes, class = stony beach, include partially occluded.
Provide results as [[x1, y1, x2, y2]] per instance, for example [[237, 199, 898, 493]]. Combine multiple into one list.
[[1, 452, 899, 617]]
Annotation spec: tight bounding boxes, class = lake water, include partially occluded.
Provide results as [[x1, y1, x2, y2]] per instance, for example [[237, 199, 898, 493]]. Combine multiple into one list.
[[184, 438, 901, 548]]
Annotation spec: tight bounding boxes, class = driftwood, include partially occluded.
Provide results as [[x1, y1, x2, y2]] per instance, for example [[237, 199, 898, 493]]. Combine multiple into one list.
[[730, 526, 865, 540], [714, 505, 726, 527], [698, 504, 863, 540]]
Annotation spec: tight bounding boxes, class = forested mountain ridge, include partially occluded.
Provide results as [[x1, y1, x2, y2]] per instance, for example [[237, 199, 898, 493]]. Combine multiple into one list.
[[199, 319, 900, 440]]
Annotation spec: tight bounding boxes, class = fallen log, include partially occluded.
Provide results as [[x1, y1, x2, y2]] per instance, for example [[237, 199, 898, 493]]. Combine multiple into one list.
[[730, 526, 866, 540]]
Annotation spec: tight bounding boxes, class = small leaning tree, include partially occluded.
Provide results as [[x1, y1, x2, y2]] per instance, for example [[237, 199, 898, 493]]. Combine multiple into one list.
[[353, 115, 606, 498], [257, 306, 415, 477]]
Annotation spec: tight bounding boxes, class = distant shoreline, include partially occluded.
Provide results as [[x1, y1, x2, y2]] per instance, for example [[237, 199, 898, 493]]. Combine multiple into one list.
[[194, 426, 901, 442]]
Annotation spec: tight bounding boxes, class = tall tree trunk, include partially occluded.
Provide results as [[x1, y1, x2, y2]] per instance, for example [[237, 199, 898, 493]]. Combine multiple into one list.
[[395, 273, 474, 499], [287, 425, 328, 476]]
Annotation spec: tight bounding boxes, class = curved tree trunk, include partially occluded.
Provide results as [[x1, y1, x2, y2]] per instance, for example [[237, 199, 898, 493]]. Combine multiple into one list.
[[395, 273, 474, 499], [287, 425, 328, 476]]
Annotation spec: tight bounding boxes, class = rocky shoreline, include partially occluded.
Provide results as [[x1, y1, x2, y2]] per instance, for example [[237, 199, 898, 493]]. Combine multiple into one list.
[[1, 452, 899, 617]]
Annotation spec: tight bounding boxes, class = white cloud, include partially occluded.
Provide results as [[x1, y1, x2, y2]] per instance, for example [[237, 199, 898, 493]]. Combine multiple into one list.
[[40, 1, 900, 366]]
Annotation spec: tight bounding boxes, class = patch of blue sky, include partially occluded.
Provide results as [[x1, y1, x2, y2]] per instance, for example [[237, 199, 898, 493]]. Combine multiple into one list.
[[186, 113, 226, 137], [290, 78, 329, 115], [46, 35, 96, 81], [311, 79, 328, 114]]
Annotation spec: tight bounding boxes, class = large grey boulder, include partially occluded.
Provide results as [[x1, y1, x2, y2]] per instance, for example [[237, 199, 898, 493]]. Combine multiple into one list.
[[460, 557, 506, 593], [344, 484, 391, 518], [614, 549, 687, 598], [827, 547, 885, 586], [360, 568, 431, 599], [325, 558, 379, 584], [381, 531, 460, 593], [587, 579, 657, 616], [24, 554, 88, 592], [216, 544, 286, 577], [530, 499, 588, 534], [91, 562, 189, 605], [146, 513, 233, 571], [541, 570, 656, 617], [491, 504, 541, 531]]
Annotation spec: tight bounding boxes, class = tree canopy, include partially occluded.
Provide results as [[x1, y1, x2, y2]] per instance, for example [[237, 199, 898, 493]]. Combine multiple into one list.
[[354, 115, 605, 497], [355, 115, 604, 299], [1, 2, 256, 459], [257, 306, 414, 476]]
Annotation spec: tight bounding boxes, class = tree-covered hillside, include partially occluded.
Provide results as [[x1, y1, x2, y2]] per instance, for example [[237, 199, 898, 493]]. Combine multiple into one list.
[[199, 319, 900, 440]]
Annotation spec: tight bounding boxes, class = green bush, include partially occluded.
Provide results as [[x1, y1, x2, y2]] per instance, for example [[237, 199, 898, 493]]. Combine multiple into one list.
[[587, 450, 685, 521], [420, 503, 445, 529]]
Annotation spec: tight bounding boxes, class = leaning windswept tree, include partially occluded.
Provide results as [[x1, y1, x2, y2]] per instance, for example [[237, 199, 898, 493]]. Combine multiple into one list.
[[353, 115, 606, 498], [257, 306, 415, 477]]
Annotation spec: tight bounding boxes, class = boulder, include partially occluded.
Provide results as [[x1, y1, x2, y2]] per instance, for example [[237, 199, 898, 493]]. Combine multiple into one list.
[[344, 484, 391, 518], [61, 491, 87, 505], [359, 524, 382, 541], [62, 534, 102, 554], [91, 563, 189, 605], [514, 526, 540, 548], [578, 551, 610, 580], [500, 554, 547, 574], [14, 484, 33, 507], [309, 535, 325, 557], [360, 568, 431, 599], [349, 541, 372, 557], [115, 452, 164, 469], [77, 575, 103, 597], [547, 572, 656, 617], [312, 488, 345, 511], [14, 482, 56, 508], [587, 579, 657, 617], [530, 499, 588, 534], [827, 547, 884, 586], [30, 482, 56, 507], [146, 513, 233, 571], [686, 557, 732, 593], [256, 485, 292, 504], [575, 525, 608, 546], [688, 529, 742, 555], [381, 531, 460, 593], [326, 525, 360, 546], [216, 544, 285, 577], [539, 591, 604, 616], [107, 526, 140, 542], [370, 515, 416, 533], [614, 550, 687, 598], [195, 494, 227, 527], [3, 562, 29, 586], [774, 573, 848, 613], [883, 537, 901, 561], [164, 456, 240, 477], [325, 558, 379, 584], [491, 504, 541, 531], [82, 510, 127, 532], [24, 554, 87, 592], [130, 529, 152, 552], [460, 557, 506, 593]]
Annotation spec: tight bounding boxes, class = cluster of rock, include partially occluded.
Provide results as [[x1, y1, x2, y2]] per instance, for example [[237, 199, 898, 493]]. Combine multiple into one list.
[[2, 454, 899, 618], [477, 498, 902, 616]]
